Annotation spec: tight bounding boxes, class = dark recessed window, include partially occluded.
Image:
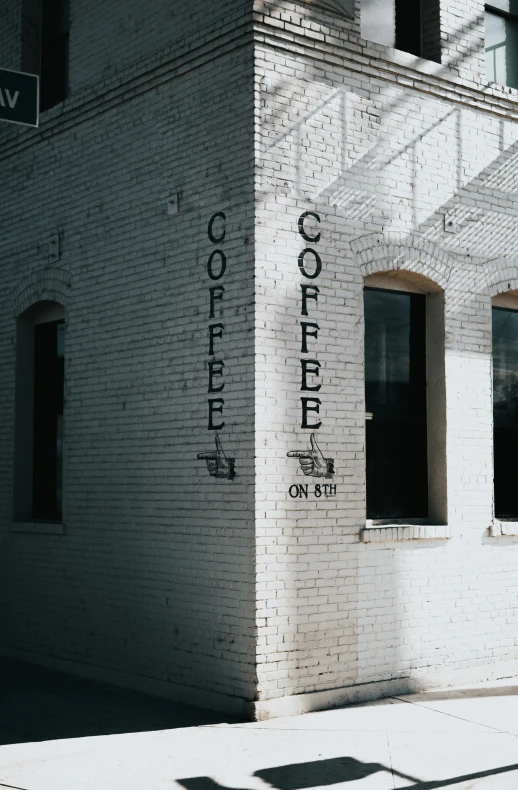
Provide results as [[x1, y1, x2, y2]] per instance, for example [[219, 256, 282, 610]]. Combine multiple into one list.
[[13, 302, 66, 524], [40, 0, 69, 111], [493, 306, 518, 518], [364, 287, 428, 519], [486, 2, 518, 89], [361, 0, 441, 62], [32, 320, 65, 520]]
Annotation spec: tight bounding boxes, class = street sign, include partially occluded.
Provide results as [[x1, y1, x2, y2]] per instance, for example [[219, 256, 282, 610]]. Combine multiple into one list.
[[0, 67, 39, 128]]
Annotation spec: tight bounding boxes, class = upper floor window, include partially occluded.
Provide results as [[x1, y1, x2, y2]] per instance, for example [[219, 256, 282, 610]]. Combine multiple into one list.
[[485, 2, 518, 89], [361, 0, 441, 63], [40, 0, 69, 111]]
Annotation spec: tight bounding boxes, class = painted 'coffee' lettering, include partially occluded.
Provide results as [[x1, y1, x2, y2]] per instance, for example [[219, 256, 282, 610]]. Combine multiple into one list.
[[301, 322, 319, 353], [298, 211, 321, 243], [298, 248, 322, 279], [208, 212, 226, 244], [297, 212, 323, 429], [301, 397, 322, 430], [207, 250, 226, 280], [206, 213, 227, 430], [208, 323, 224, 356], [209, 286, 224, 318], [301, 359, 321, 392], [208, 360, 225, 393], [301, 284, 319, 316], [208, 398, 225, 431]]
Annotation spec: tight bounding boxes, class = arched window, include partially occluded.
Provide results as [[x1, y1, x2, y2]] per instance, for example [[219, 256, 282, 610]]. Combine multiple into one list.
[[13, 301, 65, 523], [492, 290, 518, 519], [364, 271, 446, 523]]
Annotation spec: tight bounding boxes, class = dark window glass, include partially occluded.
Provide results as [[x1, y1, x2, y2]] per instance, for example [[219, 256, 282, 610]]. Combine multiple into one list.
[[395, 0, 421, 56], [361, 0, 441, 62], [488, 1, 518, 17], [493, 307, 518, 518], [486, 3, 518, 89], [32, 320, 64, 520], [40, 0, 69, 111], [364, 288, 428, 519]]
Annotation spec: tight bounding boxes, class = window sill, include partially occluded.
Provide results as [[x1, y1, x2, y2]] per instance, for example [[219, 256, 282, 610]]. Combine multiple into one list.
[[10, 522, 65, 535], [489, 520, 518, 537], [361, 522, 451, 542]]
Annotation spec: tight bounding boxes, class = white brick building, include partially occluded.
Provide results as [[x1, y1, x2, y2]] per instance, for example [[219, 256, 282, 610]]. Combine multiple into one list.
[[1, 0, 518, 720]]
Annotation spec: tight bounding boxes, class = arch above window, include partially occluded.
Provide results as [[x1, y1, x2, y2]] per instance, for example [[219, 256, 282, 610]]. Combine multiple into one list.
[[364, 269, 443, 294], [12, 267, 71, 318], [492, 289, 518, 309], [352, 233, 453, 292]]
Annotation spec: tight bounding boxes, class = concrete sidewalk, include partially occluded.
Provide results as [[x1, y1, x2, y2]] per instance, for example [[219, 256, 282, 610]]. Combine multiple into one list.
[[0, 663, 518, 790]]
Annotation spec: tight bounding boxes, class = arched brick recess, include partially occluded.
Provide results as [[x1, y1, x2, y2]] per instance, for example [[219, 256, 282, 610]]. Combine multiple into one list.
[[11, 267, 72, 317], [350, 233, 453, 290], [485, 258, 518, 297]]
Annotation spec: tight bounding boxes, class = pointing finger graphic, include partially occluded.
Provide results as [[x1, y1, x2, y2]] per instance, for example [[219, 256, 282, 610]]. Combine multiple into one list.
[[287, 433, 325, 459], [198, 435, 236, 480], [287, 433, 334, 478], [198, 435, 224, 460]]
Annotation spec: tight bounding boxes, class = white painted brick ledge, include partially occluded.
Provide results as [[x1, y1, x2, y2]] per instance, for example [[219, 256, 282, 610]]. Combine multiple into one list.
[[361, 524, 452, 542], [489, 521, 518, 537]]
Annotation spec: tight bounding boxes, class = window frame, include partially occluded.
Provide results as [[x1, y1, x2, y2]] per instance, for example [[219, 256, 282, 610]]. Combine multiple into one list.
[[363, 273, 447, 528], [13, 301, 66, 529], [491, 293, 518, 521], [485, 3, 518, 89], [360, 0, 441, 63]]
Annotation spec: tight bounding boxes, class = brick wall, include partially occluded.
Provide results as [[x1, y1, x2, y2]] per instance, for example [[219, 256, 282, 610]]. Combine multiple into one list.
[[69, 0, 250, 93], [0, 0, 256, 714], [3, 0, 518, 718], [0, 3, 21, 71], [253, 0, 518, 710]]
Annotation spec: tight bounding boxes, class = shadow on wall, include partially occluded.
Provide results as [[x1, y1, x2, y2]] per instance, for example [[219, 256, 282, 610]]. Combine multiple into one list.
[[178, 755, 518, 790], [255, 0, 518, 697], [260, 9, 511, 258]]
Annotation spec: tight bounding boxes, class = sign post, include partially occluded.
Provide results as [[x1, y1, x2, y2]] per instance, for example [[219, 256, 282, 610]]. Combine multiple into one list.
[[0, 68, 39, 127]]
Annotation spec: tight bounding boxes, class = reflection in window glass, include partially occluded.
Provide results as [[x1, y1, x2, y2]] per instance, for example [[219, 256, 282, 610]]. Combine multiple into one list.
[[493, 307, 518, 518], [486, 8, 518, 89], [361, 0, 441, 61], [489, 1, 518, 14], [361, 0, 395, 48], [364, 288, 428, 519]]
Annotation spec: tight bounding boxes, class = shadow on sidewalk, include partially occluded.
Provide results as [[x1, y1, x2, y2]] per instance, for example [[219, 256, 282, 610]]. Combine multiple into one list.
[[0, 657, 241, 745], [178, 755, 518, 790]]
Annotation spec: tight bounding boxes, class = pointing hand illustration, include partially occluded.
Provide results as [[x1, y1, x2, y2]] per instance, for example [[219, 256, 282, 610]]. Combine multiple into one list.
[[287, 433, 334, 478], [198, 435, 236, 480]]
